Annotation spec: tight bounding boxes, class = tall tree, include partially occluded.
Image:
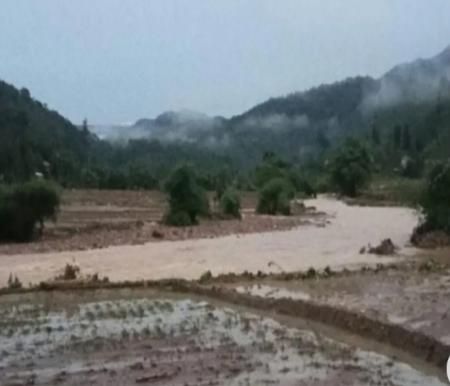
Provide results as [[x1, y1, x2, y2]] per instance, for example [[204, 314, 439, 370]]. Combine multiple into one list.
[[402, 125, 411, 152], [371, 125, 380, 146], [392, 125, 402, 149]]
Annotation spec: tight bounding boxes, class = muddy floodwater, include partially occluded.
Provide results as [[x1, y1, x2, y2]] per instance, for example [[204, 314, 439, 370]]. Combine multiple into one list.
[[0, 197, 421, 286], [0, 289, 446, 386]]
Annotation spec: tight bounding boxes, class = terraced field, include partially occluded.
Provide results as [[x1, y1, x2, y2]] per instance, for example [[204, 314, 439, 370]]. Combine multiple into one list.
[[0, 289, 446, 386]]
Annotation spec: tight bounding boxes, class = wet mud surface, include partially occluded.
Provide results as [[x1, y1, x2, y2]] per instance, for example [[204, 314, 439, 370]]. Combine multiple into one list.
[[0, 289, 446, 386], [0, 197, 420, 287], [228, 264, 450, 366], [0, 190, 321, 255]]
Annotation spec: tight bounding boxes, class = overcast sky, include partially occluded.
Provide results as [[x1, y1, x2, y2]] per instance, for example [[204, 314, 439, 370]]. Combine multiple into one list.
[[1, 1, 450, 124]]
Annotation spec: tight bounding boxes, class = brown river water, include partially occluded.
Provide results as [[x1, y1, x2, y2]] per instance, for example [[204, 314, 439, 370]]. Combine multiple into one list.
[[0, 197, 421, 286]]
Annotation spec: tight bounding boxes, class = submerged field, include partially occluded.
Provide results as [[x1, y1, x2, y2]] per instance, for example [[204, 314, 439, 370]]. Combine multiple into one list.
[[0, 289, 446, 386]]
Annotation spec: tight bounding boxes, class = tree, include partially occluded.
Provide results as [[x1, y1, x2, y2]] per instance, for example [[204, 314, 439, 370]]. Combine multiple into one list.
[[212, 168, 232, 201], [164, 165, 209, 226], [254, 153, 287, 188], [419, 162, 450, 233], [402, 125, 411, 151], [220, 188, 241, 219], [371, 125, 380, 146], [317, 130, 330, 150], [393, 125, 402, 149], [329, 139, 372, 197], [400, 155, 423, 179], [256, 178, 295, 215], [0, 180, 60, 242]]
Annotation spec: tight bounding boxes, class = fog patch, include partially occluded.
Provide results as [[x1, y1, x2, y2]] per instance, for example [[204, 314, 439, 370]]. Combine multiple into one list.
[[362, 50, 450, 113], [240, 114, 309, 131], [90, 110, 227, 148]]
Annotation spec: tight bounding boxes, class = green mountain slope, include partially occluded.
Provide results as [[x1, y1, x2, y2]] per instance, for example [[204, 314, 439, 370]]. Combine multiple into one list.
[[224, 45, 450, 167], [0, 80, 95, 183]]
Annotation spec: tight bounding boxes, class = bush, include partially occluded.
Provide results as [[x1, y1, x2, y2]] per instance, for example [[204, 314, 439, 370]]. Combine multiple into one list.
[[212, 169, 232, 201], [164, 165, 209, 226], [360, 176, 424, 207], [220, 188, 241, 219], [289, 172, 317, 198], [400, 155, 423, 179], [7, 273, 23, 289], [330, 138, 372, 197], [164, 210, 192, 227], [0, 180, 60, 242], [254, 152, 289, 188], [199, 270, 213, 283], [256, 178, 295, 215], [314, 174, 332, 193], [420, 162, 450, 233]]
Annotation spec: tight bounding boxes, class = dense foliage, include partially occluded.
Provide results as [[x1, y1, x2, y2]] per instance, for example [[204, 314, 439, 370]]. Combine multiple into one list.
[[330, 139, 372, 197], [0, 81, 93, 184], [164, 165, 210, 226], [253, 152, 316, 197], [256, 178, 295, 216], [220, 188, 241, 219], [0, 80, 231, 189], [420, 162, 450, 233], [0, 180, 60, 242]]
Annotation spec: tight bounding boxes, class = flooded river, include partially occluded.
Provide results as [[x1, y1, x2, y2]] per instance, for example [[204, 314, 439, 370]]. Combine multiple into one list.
[[0, 197, 420, 286]]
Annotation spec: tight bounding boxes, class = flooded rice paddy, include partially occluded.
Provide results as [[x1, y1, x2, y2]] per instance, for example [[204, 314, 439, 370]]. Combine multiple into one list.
[[0, 289, 446, 386]]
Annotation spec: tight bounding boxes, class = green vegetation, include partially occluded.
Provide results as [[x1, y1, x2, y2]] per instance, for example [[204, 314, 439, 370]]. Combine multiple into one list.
[[0, 80, 230, 189], [256, 178, 295, 216], [0, 180, 60, 242], [357, 176, 424, 207], [211, 168, 232, 201], [329, 139, 372, 197], [254, 152, 316, 198], [1, 45, 450, 212], [419, 162, 450, 233], [7, 274, 22, 289], [220, 188, 241, 219], [254, 152, 290, 188], [164, 165, 210, 226]]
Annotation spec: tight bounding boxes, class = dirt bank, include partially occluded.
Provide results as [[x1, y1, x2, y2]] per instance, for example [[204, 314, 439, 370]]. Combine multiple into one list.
[[216, 263, 450, 369]]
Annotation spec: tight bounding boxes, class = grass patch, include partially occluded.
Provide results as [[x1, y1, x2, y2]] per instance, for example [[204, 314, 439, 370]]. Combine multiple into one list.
[[353, 176, 424, 207]]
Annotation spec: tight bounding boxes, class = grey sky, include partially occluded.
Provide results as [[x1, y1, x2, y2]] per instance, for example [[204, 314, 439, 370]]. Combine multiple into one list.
[[1, 1, 450, 124]]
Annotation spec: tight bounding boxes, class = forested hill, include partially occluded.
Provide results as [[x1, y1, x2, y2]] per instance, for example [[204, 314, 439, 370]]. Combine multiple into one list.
[[224, 45, 450, 166], [90, 44, 450, 171], [232, 76, 377, 124], [0, 80, 99, 183], [1, 44, 450, 188], [0, 80, 228, 187], [233, 45, 450, 124]]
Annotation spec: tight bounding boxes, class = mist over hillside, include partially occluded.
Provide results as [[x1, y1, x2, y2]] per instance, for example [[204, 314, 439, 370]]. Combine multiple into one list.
[[362, 45, 450, 112], [2, 43, 450, 187], [91, 110, 228, 148], [91, 45, 450, 163]]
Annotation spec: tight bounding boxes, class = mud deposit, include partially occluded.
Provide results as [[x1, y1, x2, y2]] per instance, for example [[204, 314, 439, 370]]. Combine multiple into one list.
[[0, 290, 446, 386], [0, 190, 316, 255], [0, 197, 421, 287], [233, 267, 450, 346]]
